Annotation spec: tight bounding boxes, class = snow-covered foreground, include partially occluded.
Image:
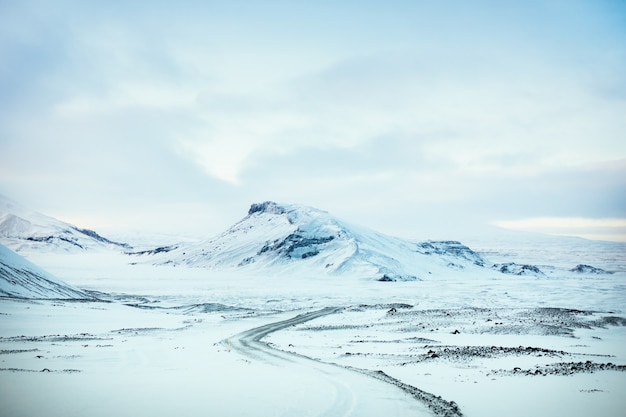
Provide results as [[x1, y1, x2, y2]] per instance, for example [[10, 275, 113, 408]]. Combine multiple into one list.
[[267, 306, 626, 417], [1, 243, 626, 417], [0, 298, 432, 417]]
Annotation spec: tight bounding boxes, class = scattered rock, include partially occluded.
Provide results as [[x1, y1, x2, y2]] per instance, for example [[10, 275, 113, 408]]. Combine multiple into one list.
[[378, 274, 419, 282], [492, 361, 626, 376], [493, 263, 544, 276], [420, 345, 568, 362]]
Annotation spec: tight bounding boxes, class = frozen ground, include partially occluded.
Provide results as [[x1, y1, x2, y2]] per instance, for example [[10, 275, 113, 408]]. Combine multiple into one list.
[[1, 238, 625, 417]]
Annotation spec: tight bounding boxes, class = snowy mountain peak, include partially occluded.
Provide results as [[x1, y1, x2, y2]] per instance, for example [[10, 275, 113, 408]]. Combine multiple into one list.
[[0, 213, 32, 236], [246, 201, 335, 227], [142, 201, 491, 281], [248, 201, 287, 216]]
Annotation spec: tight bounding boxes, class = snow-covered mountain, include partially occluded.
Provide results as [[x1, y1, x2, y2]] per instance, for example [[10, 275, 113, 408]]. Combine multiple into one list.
[[136, 201, 491, 281], [0, 244, 95, 299], [0, 194, 130, 253]]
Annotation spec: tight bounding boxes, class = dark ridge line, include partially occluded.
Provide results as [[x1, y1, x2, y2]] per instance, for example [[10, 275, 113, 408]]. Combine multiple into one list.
[[351, 367, 463, 417]]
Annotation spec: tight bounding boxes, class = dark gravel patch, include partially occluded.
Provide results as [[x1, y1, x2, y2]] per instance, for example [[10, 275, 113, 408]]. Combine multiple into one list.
[[0, 348, 39, 355], [490, 360, 626, 376], [416, 345, 570, 362], [0, 333, 111, 342], [0, 367, 82, 373], [356, 368, 464, 417]]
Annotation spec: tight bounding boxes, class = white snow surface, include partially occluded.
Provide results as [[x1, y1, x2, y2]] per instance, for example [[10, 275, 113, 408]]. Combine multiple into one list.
[[0, 244, 94, 299], [1, 199, 625, 417]]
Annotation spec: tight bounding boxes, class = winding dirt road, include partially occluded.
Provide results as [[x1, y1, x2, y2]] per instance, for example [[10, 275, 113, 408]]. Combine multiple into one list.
[[228, 307, 463, 417]]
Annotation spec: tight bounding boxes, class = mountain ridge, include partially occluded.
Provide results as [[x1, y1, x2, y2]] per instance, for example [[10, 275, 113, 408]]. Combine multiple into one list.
[[136, 201, 491, 281], [0, 194, 131, 253], [2, 196, 620, 279]]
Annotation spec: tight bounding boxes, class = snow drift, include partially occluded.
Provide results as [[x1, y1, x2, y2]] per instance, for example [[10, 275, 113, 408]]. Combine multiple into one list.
[[0, 244, 95, 299]]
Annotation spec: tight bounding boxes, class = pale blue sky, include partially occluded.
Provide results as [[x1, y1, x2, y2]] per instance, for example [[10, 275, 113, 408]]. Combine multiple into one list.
[[1, 1, 625, 241]]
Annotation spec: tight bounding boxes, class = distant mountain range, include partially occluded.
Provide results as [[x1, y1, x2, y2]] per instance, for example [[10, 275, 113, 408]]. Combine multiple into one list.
[[2, 196, 616, 285], [0, 194, 130, 253], [129, 201, 494, 281]]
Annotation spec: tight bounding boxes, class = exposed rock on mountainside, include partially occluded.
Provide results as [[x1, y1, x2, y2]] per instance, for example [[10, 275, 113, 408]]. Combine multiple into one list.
[[570, 264, 613, 274], [125, 245, 178, 256], [248, 201, 287, 216], [415, 241, 486, 266], [258, 233, 336, 259]]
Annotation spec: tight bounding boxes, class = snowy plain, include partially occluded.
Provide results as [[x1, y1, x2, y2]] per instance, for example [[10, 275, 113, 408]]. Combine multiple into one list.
[[1, 202, 626, 417]]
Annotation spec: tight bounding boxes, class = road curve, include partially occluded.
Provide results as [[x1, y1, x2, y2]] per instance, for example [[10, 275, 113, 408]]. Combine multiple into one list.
[[230, 307, 343, 358], [227, 307, 463, 417]]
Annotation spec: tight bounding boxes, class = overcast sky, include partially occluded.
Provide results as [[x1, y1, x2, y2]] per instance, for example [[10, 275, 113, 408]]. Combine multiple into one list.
[[1, 1, 625, 242]]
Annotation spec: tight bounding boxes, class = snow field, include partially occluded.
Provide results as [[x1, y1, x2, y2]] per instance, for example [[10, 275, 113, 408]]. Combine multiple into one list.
[[1, 229, 625, 417], [0, 300, 433, 417], [266, 303, 626, 417]]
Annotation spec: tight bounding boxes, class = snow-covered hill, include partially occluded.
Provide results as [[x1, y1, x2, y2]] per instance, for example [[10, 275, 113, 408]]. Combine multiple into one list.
[[0, 244, 95, 299], [0, 194, 130, 253], [136, 201, 492, 281]]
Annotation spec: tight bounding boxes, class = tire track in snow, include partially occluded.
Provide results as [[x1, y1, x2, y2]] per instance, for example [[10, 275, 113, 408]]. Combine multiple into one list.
[[227, 307, 462, 417], [229, 307, 357, 417]]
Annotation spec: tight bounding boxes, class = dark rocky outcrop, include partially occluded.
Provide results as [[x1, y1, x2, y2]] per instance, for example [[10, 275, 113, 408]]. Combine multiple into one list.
[[125, 245, 178, 256], [493, 263, 544, 276], [417, 241, 486, 266], [248, 201, 286, 216], [73, 227, 131, 249], [378, 273, 419, 282], [570, 264, 613, 274], [258, 232, 335, 259]]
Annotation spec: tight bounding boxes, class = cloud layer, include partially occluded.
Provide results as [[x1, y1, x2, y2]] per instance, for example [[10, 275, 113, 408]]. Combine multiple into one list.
[[1, 1, 625, 240]]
